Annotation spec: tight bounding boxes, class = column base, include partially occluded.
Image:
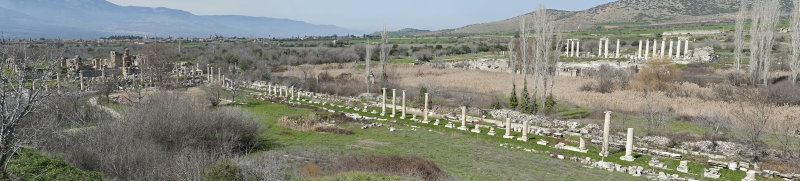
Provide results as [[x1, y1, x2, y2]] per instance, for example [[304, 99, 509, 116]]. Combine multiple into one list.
[[502, 135, 514, 139], [457, 126, 468, 131], [471, 129, 481, 133], [487, 132, 496, 136], [516, 137, 529, 142], [620, 155, 635, 162]]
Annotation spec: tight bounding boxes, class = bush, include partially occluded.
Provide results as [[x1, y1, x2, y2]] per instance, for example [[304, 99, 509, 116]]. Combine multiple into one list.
[[7, 149, 103, 180], [631, 58, 681, 92], [207, 160, 244, 181], [330, 155, 452, 181], [57, 92, 266, 180], [582, 64, 633, 93]]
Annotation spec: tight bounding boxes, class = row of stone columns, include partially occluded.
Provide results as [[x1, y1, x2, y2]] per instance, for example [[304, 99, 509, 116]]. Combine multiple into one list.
[[566, 39, 581, 57], [637, 38, 690, 60]]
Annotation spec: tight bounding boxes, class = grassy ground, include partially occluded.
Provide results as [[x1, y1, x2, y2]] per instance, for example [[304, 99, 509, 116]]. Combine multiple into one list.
[[298, 171, 420, 181], [5, 148, 102, 181], [245, 88, 788, 180], [242, 97, 643, 180]]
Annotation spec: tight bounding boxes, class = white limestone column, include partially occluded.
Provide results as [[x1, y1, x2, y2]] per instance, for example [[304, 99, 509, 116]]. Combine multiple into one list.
[[645, 39, 650, 59], [423, 93, 429, 122], [391, 89, 396, 117], [579, 137, 586, 150], [637, 40, 642, 59], [684, 39, 690, 57], [604, 39, 610, 58], [652, 39, 658, 58], [576, 41, 580, 57], [503, 118, 514, 139], [676, 39, 682, 59], [381, 88, 387, 116], [571, 40, 576, 57], [458, 106, 468, 130], [598, 39, 603, 57], [80, 72, 84, 91], [621, 128, 635, 161], [660, 38, 666, 58], [518, 121, 529, 141], [401, 90, 406, 119], [615, 39, 620, 58], [668, 40, 674, 59], [601, 111, 612, 157], [217, 68, 221, 84]]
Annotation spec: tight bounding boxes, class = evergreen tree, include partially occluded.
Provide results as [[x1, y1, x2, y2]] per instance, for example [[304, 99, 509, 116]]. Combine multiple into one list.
[[509, 84, 518, 109], [520, 80, 530, 113], [544, 93, 556, 114]]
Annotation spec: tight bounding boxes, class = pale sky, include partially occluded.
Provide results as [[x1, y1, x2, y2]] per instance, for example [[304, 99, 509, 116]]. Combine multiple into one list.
[[107, 0, 615, 32]]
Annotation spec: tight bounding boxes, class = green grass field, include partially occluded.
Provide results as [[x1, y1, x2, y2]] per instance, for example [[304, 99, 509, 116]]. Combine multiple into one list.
[[241, 100, 644, 180], [244, 88, 785, 181]]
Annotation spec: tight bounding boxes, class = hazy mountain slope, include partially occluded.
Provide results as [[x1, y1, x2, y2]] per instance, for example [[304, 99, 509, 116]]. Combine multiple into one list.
[[442, 0, 792, 35], [0, 0, 357, 38]]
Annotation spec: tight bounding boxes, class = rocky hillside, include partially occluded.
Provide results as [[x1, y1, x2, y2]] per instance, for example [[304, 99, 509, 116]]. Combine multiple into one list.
[[436, 0, 793, 35]]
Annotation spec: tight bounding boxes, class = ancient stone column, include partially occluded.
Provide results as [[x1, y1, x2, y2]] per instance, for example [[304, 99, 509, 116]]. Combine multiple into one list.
[[381, 88, 387, 116], [569, 40, 574, 56], [604, 38, 610, 58], [645, 39, 650, 59], [637, 40, 642, 59], [684, 39, 690, 57], [458, 106, 468, 130], [598, 39, 603, 57], [579, 137, 586, 151], [503, 118, 514, 139], [517, 121, 529, 141], [391, 89, 397, 117], [208, 66, 212, 83], [601, 111, 612, 157], [660, 38, 666, 58], [79, 71, 84, 91], [423, 93, 429, 122], [576, 40, 580, 57], [676, 39, 682, 59], [621, 128, 635, 161], [668, 40, 674, 59], [401, 90, 407, 119], [217, 68, 221, 84], [290, 86, 294, 100], [615, 39, 620, 58], [56, 74, 61, 89], [652, 39, 658, 58]]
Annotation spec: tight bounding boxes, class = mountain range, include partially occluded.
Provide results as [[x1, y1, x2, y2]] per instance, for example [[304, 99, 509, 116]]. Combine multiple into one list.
[[410, 0, 794, 36], [0, 0, 357, 39]]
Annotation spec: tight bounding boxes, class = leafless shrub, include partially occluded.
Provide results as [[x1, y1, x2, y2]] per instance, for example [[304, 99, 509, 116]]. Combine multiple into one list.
[[330, 155, 453, 181], [758, 81, 800, 106], [56, 92, 264, 180], [431, 60, 446, 69], [233, 152, 293, 181], [581, 65, 633, 93]]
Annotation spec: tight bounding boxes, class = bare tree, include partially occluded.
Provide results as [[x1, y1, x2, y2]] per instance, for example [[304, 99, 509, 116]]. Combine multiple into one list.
[[365, 44, 372, 93], [380, 25, 388, 88], [792, 0, 800, 84], [731, 89, 772, 161], [748, 0, 780, 86], [734, 2, 747, 73], [141, 42, 177, 87], [532, 4, 558, 107], [0, 44, 53, 178]]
